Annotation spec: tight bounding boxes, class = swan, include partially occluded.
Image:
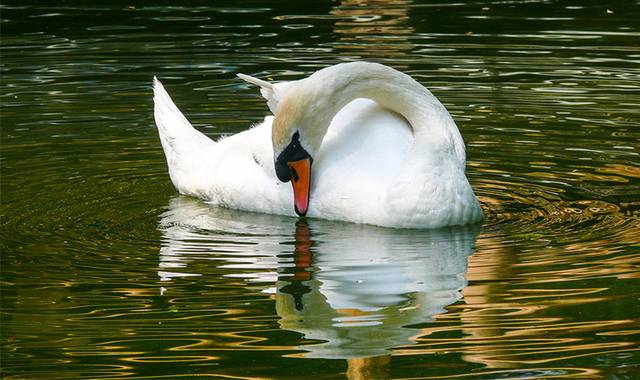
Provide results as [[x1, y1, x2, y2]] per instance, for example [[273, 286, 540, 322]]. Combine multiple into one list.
[[153, 62, 483, 228]]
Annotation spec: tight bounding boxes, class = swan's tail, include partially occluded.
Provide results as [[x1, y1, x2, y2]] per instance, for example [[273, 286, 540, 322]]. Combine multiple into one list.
[[153, 77, 216, 195]]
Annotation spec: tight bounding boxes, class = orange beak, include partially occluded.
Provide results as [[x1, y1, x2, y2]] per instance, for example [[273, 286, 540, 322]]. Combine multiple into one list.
[[287, 158, 312, 216]]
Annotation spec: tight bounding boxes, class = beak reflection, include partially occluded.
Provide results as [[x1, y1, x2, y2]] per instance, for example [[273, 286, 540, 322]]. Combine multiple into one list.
[[287, 158, 312, 216]]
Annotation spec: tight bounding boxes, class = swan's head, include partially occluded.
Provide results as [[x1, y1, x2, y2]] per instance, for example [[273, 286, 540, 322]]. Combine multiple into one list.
[[272, 90, 327, 217]]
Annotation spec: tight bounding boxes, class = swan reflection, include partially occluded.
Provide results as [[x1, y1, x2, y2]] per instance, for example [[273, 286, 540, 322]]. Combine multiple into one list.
[[158, 197, 479, 359]]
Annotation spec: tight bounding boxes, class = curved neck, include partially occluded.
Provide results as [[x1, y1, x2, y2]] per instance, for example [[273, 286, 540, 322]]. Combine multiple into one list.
[[301, 62, 465, 163]]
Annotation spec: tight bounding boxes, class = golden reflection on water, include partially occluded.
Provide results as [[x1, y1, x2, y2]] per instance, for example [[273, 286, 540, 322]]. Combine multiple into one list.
[[330, 0, 414, 58], [412, 231, 640, 371], [346, 355, 391, 380], [597, 163, 640, 178], [2, 1, 640, 378]]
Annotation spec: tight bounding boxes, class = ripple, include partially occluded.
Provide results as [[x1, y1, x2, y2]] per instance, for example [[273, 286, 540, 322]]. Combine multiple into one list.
[[152, 16, 211, 22], [86, 25, 146, 32], [282, 24, 315, 30], [2, 1, 639, 379]]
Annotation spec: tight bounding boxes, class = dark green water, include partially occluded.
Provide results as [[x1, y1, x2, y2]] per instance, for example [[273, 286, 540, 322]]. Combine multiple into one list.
[[1, 1, 639, 379]]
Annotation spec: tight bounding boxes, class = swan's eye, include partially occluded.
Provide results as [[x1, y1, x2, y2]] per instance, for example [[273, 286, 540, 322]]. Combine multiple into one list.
[[275, 131, 312, 182], [289, 166, 299, 182]]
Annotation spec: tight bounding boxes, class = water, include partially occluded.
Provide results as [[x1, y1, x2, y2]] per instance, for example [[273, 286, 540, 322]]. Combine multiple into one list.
[[1, 1, 639, 378]]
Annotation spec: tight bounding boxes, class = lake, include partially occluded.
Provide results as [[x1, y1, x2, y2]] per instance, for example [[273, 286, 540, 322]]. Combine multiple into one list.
[[1, 1, 639, 379]]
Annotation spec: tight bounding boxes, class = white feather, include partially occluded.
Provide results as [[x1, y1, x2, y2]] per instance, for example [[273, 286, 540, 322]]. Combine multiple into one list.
[[237, 73, 299, 114]]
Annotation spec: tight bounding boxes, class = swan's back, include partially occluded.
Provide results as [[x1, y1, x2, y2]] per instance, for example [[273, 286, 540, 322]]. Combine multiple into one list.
[[312, 99, 413, 222]]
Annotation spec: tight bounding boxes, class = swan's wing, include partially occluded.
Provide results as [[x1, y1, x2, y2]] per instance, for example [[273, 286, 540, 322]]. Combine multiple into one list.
[[237, 73, 297, 114], [153, 77, 217, 195]]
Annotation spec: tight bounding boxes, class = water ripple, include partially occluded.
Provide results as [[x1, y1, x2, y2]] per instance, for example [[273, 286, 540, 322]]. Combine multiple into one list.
[[2, 1, 639, 379]]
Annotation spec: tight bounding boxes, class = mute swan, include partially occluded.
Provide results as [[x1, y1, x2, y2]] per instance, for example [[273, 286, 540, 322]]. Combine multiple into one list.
[[153, 62, 483, 228]]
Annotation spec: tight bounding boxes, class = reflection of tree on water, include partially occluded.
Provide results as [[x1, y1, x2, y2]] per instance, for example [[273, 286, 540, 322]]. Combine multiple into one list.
[[157, 197, 479, 376], [330, 0, 414, 59]]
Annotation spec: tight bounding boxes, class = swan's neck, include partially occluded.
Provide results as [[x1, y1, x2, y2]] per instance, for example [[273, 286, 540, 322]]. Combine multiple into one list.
[[299, 62, 465, 164]]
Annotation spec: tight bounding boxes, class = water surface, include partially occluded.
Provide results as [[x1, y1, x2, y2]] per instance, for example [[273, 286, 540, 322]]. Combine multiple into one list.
[[2, 1, 639, 379]]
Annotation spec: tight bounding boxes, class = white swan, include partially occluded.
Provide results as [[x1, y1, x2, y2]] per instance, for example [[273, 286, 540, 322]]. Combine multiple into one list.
[[153, 62, 483, 228]]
